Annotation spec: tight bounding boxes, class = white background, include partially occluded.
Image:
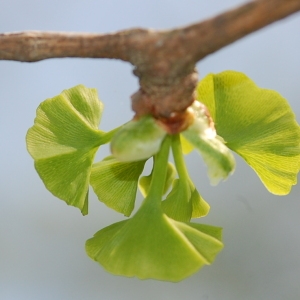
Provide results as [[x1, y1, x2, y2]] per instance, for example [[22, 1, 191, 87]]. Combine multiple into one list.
[[0, 1, 299, 299]]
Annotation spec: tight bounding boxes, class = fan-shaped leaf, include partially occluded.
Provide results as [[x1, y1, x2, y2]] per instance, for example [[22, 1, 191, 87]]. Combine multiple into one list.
[[138, 162, 176, 197], [197, 71, 300, 194], [162, 178, 210, 221], [26, 85, 104, 215], [90, 156, 146, 216], [86, 201, 223, 282]]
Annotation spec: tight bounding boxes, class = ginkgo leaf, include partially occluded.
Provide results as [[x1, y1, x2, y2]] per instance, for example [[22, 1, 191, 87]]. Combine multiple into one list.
[[110, 115, 166, 162], [86, 135, 221, 282], [197, 71, 300, 194], [163, 134, 210, 221], [162, 179, 192, 222], [90, 156, 146, 216], [162, 178, 210, 222], [180, 134, 194, 154], [26, 85, 104, 215], [138, 162, 176, 197], [190, 185, 211, 219], [85, 201, 223, 282]]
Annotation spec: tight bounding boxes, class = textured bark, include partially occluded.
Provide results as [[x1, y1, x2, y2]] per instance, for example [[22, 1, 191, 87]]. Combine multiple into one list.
[[1, 0, 299, 120]]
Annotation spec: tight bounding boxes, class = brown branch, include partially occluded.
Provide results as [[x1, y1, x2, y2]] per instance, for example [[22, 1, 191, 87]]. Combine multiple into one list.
[[0, 29, 157, 63], [0, 0, 299, 121], [180, 0, 300, 62]]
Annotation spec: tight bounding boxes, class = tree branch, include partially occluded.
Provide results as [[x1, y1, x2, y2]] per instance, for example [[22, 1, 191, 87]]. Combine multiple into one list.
[[1, 0, 299, 63], [0, 29, 156, 63], [181, 0, 300, 62], [1, 0, 299, 121]]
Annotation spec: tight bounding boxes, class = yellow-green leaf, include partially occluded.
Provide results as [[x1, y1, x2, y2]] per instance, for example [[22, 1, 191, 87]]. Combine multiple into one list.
[[138, 162, 176, 197], [90, 156, 146, 216], [198, 71, 300, 194], [26, 85, 104, 215], [180, 134, 194, 154], [85, 202, 223, 282], [162, 179, 210, 222]]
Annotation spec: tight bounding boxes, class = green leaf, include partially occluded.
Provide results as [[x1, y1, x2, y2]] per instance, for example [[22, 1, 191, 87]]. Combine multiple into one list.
[[110, 115, 166, 162], [180, 134, 194, 154], [190, 184, 211, 219], [85, 202, 223, 282], [162, 134, 210, 222], [197, 71, 300, 194], [162, 179, 192, 222], [90, 156, 146, 216], [162, 178, 210, 222], [26, 85, 104, 215], [138, 162, 176, 197], [86, 135, 222, 282]]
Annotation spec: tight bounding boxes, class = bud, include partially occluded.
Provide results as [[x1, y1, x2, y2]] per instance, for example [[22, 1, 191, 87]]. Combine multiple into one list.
[[110, 115, 167, 162], [182, 101, 235, 184]]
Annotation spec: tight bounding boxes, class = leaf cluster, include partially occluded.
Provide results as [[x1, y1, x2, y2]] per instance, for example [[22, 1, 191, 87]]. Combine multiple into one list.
[[26, 71, 300, 281]]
